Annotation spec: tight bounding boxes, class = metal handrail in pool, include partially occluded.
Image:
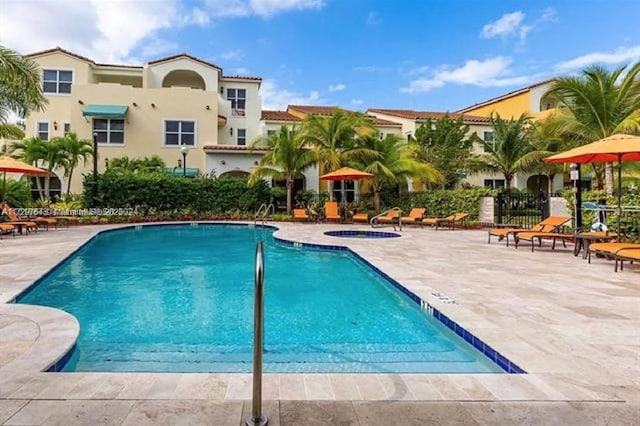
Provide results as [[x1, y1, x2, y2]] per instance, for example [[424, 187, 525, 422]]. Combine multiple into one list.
[[245, 241, 268, 426], [370, 207, 402, 231], [254, 204, 275, 226]]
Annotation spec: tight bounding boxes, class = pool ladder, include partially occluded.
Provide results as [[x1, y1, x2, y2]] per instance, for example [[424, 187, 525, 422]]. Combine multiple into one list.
[[246, 241, 268, 426], [370, 207, 402, 232], [254, 203, 275, 226]]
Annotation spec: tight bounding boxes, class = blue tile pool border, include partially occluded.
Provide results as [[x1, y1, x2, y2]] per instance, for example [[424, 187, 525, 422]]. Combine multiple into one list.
[[324, 230, 401, 239], [273, 235, 526, 374], [12, 222, 524, 374]]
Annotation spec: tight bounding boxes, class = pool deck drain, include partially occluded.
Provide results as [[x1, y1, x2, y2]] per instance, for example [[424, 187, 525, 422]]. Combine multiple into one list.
[[0, 222, 638, 424]]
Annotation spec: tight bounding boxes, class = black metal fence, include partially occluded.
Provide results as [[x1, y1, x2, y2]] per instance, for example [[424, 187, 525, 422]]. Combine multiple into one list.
[[494, 192, 550, 228]]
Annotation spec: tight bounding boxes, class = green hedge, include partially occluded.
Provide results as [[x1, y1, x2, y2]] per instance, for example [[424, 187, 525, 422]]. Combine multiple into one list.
[[0, 179, 32, 208], [82, 172, 270, 214], [562, 189, 640, 240]]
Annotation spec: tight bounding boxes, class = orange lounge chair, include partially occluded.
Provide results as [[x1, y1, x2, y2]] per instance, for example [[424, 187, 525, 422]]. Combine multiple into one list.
[[0, 203, 38, 234], [371, 210, 400, 226], [422, 213, 468, 230], [324, 201, 341, 222], [400, 208, 426, 226], [0, 223, 16, 239], [293, 209, 310, 222], [488, 216, 571, 246], [615, 248, 640, 272], [352, 212, 369, 224], [514, 231, 574, 252], [588, 242, 640, 264], [1, 202, 55, 231]]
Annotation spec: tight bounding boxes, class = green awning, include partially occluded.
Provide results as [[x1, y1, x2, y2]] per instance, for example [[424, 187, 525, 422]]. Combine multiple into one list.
[[82, 104, 128, 118], [165, 167, 199, 178]]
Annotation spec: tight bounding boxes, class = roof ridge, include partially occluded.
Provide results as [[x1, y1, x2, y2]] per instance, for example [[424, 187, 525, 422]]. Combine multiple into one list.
[[455, 78, 556, 113]]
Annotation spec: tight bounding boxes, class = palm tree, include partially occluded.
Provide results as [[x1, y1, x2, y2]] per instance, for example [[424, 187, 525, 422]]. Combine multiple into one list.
[[39, 138, 68, 199], [0, 123, 24, 140], [0, 45, 47, 123], [9, 136, 47, 198], [136, 155, 165, 173], [518, 115, 571, 193], [107, 156, 139, 173], [354, 134, 443, 211], [249, 126, 317, 214], [301, 110, 376, 174], [470, 113, 533, 191], [55, 132, 93, 193], [545, 62, 640, 193]]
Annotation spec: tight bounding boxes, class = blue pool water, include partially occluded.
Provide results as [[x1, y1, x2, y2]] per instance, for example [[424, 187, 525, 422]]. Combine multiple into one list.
[[19, 225, 502, 373]]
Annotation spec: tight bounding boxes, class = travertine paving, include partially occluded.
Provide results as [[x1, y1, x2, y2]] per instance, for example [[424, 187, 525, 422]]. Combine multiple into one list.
[[0, 222, 638, 425]]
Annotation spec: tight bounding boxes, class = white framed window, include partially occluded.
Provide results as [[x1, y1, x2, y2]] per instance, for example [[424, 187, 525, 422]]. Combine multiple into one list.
[[237, 128, 246, 146], [483, 131, 495, 152], [93, 119, 124, 145], [43, 69, 73, 94], [484, 179, 505, 189], [333, 181, 356, 203], [37, 122, 49, 141], [227, 88, 246, 116], [63, 122, 71, 135], [164, 120, 196, 146]]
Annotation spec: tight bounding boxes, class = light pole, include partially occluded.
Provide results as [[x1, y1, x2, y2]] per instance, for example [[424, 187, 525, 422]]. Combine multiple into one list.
[[180, 146, 188, 177], [92, 132, 98, 208]]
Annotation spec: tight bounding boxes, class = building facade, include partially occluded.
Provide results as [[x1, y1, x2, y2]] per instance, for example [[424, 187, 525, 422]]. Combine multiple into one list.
[[23, 48, 263, 193]]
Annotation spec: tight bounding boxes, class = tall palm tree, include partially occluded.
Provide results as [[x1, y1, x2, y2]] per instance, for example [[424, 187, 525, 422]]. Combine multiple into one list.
[[249, 126, 317, 213], [518, 115, 571, 193], [55, 132, 93, 193], [354, 134, 443, 211], [0, 45, 47, 123], [0, 122, 24, 140], [40, 138, 68, 199], [301, 110, 376, 174], [470, 113, 533, 191], [9, 136, 47, 198], [545, 62, 640, 193]]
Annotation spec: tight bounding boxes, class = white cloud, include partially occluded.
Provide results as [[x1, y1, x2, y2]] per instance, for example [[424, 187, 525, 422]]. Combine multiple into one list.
[[328, 83, 346, 92], [231, 67, 250, 75], [0, 0, 208, 63], [540, 7, 558, 22], [400, 57, 530, 94], [260, 79, 322, 110], [407, 65, 430, 76], [220, 50, 245, 61], [351, 99, 364, 106], [481, 11, 525, 39], [555, 45, 640, 71], [204, 0, 324, 18], [366, 11, 381, 26]]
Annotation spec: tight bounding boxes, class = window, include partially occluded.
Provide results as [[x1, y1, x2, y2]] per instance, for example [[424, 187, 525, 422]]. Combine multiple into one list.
[[164, 120, 195, 146], [484, 179, 505, 189], [37, 122, 49, 141], [237, 128, 246, 146], [43, 69, 72, 94], [227, 88, 246, 116], [93, 119, 124, 145], [63, 123, 71, 135], [483, 131, 495, 152], [267, 130, 276, 137], [333, 181, 356, 203]]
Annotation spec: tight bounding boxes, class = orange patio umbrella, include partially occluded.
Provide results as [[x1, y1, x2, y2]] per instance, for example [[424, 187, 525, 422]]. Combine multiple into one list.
[[0, 156, 48, 202], [545, 134, 640, 235], [320, 167, 374, 203]]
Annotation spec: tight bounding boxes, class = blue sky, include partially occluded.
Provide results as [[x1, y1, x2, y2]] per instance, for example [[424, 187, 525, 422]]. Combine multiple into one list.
[[2, 0, 640, 112]]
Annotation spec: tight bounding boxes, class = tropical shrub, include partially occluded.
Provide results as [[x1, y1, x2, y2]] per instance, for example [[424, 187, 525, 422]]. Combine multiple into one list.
[[0, 178, 32, 208], [83, 173, 270, 214]]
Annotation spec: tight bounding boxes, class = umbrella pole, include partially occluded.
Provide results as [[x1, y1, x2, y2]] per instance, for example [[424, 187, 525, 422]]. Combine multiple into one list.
[[617, 156, 622, 237], [2, 171, 5, 203]]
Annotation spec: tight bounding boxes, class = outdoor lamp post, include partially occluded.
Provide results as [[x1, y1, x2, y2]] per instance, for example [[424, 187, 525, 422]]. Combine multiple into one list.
[[570, 163, 582, 230], [181, 146, 188, 177], [92, 132, 98, 208]]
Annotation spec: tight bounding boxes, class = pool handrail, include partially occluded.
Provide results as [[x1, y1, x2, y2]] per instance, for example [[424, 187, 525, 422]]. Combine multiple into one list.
[[246, 241, 268, 426], [254, 203, 275, 226], [370, 207, 402, 231]]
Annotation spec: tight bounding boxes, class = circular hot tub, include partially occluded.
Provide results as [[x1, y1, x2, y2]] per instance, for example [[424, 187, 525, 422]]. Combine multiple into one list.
[[324, 230, 401, 239]]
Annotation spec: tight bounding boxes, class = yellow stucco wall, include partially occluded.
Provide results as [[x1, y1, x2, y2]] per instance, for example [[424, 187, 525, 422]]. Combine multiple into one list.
[[462, 91, 531, 119]]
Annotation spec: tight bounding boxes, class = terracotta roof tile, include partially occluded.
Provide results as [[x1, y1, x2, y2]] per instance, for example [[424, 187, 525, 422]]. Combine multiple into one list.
[[203, 145, 269, 152], [222, 75, 262, 81], [261, 110, 302, 121], [364, 115, 402, 127], [147, 53, 222, 70], [367, 108, 490, 123], [455, 79, 556, 113], [287, 105, 341, 116]]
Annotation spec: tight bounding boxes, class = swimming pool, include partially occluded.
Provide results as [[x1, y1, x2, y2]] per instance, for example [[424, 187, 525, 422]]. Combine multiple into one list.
[[19, 224, 505, 373]]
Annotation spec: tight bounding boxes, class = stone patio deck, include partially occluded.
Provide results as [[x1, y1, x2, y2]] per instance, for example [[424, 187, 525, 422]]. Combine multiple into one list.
[[0, 222, 638, 425]]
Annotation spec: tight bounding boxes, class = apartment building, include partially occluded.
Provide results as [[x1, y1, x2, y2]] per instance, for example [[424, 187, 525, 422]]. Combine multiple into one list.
[[23, 47, 263, 192]]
